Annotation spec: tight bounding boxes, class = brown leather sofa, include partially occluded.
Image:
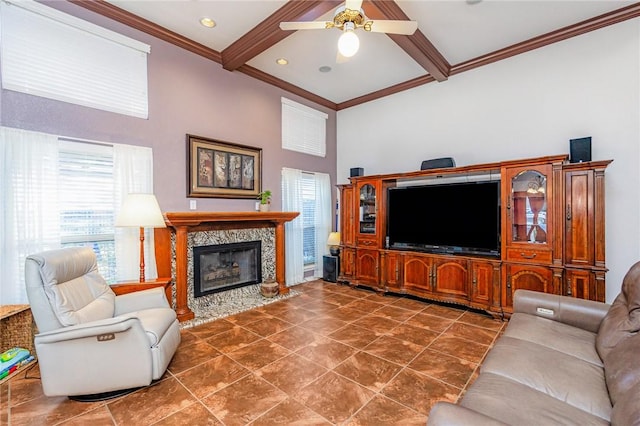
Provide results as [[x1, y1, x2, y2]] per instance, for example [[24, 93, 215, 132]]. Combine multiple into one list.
[[428, 262, 640, 425]]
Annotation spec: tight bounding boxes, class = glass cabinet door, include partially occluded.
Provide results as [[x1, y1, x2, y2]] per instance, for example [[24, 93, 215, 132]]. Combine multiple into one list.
[[511, 170, 547, 244], [359, 183, 376, 234]]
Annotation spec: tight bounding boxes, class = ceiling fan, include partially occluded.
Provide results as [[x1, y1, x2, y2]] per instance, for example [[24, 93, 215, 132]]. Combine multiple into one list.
[[279, 0, 418, 59]]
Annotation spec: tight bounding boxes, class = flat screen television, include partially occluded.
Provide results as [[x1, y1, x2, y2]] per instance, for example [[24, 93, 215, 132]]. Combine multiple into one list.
[[387, 181, 501, 257]]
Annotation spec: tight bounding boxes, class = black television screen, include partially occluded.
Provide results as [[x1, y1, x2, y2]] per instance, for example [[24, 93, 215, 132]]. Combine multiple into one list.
[[387, 181, 500, 257]]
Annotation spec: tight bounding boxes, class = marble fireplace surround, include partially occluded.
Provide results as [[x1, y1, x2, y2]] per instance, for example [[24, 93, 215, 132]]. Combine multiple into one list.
[[154, 212, 299, 322]]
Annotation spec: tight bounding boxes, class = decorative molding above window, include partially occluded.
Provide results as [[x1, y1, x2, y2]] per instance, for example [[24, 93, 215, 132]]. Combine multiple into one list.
[[0, 0, 150, 118], [281, 97, 328, 157]]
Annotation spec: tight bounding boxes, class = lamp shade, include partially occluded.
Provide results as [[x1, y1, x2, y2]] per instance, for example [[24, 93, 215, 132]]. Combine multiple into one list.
[[115, 193, 166, 228], [327, 232, 341, 246]]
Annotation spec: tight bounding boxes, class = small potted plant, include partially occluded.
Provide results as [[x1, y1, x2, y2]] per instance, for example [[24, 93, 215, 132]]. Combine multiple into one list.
[[257, 190, 272, 212]]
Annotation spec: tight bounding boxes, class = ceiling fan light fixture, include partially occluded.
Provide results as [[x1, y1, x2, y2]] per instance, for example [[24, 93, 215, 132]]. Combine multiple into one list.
[[199, 17, 216, 28], [338, 23, 359, 58]]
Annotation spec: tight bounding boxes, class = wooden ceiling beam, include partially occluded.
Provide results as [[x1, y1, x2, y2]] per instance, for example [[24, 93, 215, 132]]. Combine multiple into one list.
[[70, 0, 222, 63], [221, 0, 342, 71], [366, 0, 450, 81]]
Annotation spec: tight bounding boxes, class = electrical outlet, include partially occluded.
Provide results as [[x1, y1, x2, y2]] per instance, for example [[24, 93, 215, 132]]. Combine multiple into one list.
[[189, 200, 197, 210]]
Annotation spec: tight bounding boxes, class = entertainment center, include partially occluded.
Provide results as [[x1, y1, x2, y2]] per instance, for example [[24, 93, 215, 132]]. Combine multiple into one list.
[[337, 154, 611, 317]]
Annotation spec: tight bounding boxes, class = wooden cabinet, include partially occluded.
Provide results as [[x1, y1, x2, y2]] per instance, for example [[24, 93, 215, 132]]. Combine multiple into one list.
[[381, 250, 403, 291], [502, 264, 556, 310], [339, 247, 356, 282], [355, 249, 379, 286], [339, 184, 355, 247], [336, 155, 610, 318]]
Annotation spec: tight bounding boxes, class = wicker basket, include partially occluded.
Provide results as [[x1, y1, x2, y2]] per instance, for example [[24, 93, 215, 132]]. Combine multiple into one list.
[[1, 305, 36, 355]]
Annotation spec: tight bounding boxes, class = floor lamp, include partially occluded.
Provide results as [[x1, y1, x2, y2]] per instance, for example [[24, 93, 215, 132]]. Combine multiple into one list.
[[115, 193, 166, 282]]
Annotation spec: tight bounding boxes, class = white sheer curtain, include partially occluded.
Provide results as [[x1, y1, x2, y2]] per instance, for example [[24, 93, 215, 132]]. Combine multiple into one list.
[[113, 143, 157, 281], [313, 172, 332, 277], [0, 127, 60, 304], [282, 167, 305, 285]]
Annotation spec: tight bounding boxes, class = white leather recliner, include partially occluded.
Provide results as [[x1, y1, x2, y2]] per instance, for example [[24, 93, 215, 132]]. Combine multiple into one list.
[[25, 247, 180, 399]]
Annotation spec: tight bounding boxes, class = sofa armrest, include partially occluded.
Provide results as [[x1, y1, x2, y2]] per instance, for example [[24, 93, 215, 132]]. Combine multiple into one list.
[[428, 402, 508, 426], [114, 287, 169, 316], [35, 316, 141, 344], [514, 290, 610, 333]]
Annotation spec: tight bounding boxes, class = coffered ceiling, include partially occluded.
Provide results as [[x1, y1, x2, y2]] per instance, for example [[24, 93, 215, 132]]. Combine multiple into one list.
[[73, 0, 640, 110]]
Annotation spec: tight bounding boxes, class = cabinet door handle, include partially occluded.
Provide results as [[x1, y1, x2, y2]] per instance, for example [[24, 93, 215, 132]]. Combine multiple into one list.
[[507, 275, 512, 298], [567, 279, 572, 296], [566, 204, 572, 221], [395, 264, 399, 281], [520, 252, 537, 259], [472, 270, 477, 291]]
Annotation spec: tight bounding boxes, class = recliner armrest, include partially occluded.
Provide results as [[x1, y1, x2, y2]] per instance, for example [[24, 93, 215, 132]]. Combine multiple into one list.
[[513, 289, 610, 333], [35, 316, 141, 344], [427, 402, 508, 426], [114, 287, 170, 316]]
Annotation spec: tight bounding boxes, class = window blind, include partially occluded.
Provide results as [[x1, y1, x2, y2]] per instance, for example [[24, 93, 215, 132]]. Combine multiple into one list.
[[301, 173, 316, 266], [0, 0, 150, 118], [281, 97, 328, 157]]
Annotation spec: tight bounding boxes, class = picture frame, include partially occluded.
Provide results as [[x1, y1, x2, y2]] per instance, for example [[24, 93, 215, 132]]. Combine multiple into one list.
[[187, 134, 262, 198]]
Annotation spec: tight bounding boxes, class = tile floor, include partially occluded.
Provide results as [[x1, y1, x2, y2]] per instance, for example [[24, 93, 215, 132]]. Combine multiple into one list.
[[1, 280, 505, 425]]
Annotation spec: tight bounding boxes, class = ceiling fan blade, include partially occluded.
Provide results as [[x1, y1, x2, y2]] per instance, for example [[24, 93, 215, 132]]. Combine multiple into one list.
[[367, 20, 418, 35], [279, 21, 329, 31], [345, 0, 363, 11]]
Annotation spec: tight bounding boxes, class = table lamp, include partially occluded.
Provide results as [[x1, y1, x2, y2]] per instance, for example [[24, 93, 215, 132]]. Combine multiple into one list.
[[115, 193, 166, 282], [327, 232, 341, 256]]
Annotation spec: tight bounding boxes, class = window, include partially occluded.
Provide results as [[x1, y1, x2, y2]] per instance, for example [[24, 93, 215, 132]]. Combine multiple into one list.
[[0, 0, 150, 118], [281, 97, 328, 157], [282, 168, 331, 285], [59, 141, 117, 283]]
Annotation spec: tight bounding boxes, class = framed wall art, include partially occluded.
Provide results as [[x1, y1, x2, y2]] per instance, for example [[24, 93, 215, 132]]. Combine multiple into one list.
[[187, 134, 262, 198]]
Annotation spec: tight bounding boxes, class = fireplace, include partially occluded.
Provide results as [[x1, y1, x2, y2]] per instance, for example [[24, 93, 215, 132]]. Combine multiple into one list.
[[193, 241, 262, 297]]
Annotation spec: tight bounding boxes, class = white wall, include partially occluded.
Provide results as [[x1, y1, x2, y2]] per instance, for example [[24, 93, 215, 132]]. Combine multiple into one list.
[[337, 20, 640, 304]]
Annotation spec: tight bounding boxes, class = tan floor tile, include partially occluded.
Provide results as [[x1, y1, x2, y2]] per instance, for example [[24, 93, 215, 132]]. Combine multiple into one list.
[[429, 335, 490, 363], [458, 310, 505, 330], [252, 398, 331, 425], [227, 339, 290, 370], [202, 374, 287, 425], [268, 326, 320, 351], [390, 297, 430, 311], [153, 402, 223, 425], [322, 293, 359, 307], [226, 309, 272, 326], [296, 336, 358, 369], [256, 353, 327, 394], [409, 348, 477, 389], [107, 378, 196, 425], [328, 324, 380, 349], [382, 369, 459, 416], [270, 306, 319, 325], [323, 306, 369, 322], [406, 311, 454, 332], [334, 351, 402, 391], [7, 393, 103, 425], [242, 317, 292, 337], [444, 322, 500, 345], [345, 299, 386, 313], [176, 355, 249, 398], [58, 405, 115, 425], [363, 335, 424, 365], [295, 371, 375, 424], [205, 326, 262, 353], [168, 339, 221, 374], [423, 304, 466, 320], [387, 323, 440, 346], [179, 329, 201, 345], [187, 318, 236, 340], [298, 316, 348, 335], [346, 395, 427, 425], [352, 315, 401, 334], [374, 305, 418, 322]]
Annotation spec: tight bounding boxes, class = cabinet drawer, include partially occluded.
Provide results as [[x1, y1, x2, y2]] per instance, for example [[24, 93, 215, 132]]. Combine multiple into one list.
[[356, 238, 377, 247], [506, 247, 552, 264]]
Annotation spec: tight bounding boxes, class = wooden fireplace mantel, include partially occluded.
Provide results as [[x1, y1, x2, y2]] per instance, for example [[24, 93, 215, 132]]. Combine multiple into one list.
[[154, 211, 299, 322]]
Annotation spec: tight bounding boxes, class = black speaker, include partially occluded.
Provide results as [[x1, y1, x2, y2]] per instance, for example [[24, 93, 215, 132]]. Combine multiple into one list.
[[420, 157, 456, 170], [350, 167, 364, 177], [570, 137, 592, 163], [323, 255, 338, 283]]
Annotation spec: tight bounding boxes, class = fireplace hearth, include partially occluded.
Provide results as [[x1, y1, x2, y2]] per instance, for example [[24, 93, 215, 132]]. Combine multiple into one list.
[[193, 241, 262, 297]]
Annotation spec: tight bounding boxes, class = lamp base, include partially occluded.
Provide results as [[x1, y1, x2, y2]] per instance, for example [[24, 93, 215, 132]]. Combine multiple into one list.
[[329, 247, 340, 256]]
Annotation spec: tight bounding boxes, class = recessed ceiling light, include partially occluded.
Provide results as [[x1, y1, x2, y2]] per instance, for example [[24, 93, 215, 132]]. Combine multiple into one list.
[[199, 17, 216, 28], [276, 58, 289, 65], [319, 66, 332, 73]]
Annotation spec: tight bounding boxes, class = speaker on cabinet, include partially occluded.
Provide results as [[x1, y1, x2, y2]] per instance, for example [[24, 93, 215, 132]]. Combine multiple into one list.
[[323, 255, 339, 283], [420, 157, 456, 170], [570, 137, 592, 163], [350, 167, 364, 177]]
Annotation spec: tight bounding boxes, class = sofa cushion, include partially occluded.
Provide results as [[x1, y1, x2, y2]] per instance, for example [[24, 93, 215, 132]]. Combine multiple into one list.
[[611, 381, 640, 426], [604, 331, 640, 405], [596, 260, 640, 361], [481, 336, 611, 421], [505, 313, 602, 366], [119, 308, 178, 346], [460, 373, 609, 426]]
